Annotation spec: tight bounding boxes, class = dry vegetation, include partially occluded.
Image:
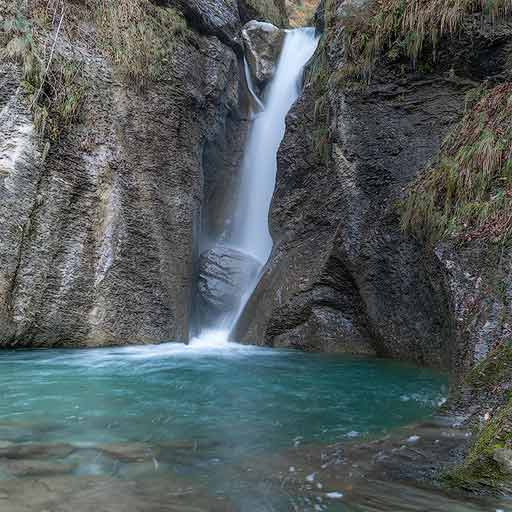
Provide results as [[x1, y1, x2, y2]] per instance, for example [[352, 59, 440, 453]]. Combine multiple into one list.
[[286, 0, 320, 27], [93, 0, 187, 88], [401, 83, 512, 244], [1, 0, 186, 146], [339, 0, 512, 82]]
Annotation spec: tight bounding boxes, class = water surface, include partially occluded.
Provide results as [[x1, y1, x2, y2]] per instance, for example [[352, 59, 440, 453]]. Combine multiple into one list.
[[0, 341, 458, 511]]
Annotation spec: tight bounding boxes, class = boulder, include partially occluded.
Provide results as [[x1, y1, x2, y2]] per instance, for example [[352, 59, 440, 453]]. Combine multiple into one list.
[[242, 20, 285, 89], [197, 245, 261, 327]]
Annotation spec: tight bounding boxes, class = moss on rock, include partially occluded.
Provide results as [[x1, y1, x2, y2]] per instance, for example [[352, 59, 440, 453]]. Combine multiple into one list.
[[445, 397, 512, 493], [443, 342, 512, 493], [465, 341, 512, 390]]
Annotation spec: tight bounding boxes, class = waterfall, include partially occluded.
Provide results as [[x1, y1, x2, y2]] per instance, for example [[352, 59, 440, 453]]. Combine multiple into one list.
[[232, 28, 319, 263], [194, 28, 319, 345]]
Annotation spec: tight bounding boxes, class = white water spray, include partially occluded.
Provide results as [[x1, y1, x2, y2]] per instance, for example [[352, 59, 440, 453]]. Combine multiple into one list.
[[192, 28, 319, 346]]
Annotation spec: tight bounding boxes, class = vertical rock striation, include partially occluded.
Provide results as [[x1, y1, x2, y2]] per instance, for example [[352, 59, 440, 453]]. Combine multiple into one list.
[[0, 0, 286, 347]]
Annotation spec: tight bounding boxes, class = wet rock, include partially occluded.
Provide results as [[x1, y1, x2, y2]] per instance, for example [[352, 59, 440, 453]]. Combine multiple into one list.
[[197, 245, 261, 328], [242, 20, 285, 89]]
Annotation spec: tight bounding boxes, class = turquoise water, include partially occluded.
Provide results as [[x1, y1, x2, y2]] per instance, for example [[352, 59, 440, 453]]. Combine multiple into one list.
[[0, 342, 446, 449], [0, 341, 456, 511]]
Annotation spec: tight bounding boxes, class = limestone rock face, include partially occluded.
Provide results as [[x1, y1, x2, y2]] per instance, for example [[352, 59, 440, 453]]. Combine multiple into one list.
[[0, 6, 247, 348], [197, 245, 261, 328], [242, 20, 285, 88]]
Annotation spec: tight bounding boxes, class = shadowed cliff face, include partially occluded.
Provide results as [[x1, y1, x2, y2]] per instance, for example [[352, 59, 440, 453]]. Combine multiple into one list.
[[0, 0, 285, 348], [236, 0, 512, 368]]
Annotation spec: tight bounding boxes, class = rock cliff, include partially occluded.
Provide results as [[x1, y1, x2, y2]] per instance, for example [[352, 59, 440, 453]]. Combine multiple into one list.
[[0, 0, 286, 347], [237, 0, 512, 368]]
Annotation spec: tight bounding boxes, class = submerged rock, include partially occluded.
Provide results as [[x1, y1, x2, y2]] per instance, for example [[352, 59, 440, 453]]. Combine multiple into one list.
[[242, 20, 285, 89], [197, 245, 261, 328], [4, 459, 76, 477]]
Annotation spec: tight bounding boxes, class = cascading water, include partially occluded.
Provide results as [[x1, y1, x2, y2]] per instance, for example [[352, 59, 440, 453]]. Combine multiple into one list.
[[232, 28, 319, 263], [194, 28, 319, 345]]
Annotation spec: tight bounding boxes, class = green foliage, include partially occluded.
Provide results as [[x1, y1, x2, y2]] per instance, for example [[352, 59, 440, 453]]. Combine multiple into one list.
[[339, 0, 512, 83], [92, 0, 187, 90], [401, 83, 512, 245]]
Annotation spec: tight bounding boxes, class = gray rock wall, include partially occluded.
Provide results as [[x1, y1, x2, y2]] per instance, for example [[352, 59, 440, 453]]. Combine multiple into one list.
[[0, 0, 288, 347], [236, 0, 512, 369]]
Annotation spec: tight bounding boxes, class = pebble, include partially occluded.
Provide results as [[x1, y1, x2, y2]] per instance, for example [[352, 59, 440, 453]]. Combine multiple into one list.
[[306, 473, 315, 482], [289, 466, 295, 473], [326, 492, 343, 499], [407, 435, 420, 443]]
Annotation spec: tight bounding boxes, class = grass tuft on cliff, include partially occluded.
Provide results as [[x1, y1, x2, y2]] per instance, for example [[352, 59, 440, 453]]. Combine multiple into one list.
[[401, 83, 512, 245], [1, 0, 187, 144], [339, 0, 512, 82], [304, 0, 337, 161]]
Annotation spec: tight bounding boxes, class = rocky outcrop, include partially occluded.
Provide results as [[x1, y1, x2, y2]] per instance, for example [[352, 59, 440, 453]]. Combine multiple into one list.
[[242, 21, 284, 89], [236, 0, 512, 368], [0, 0, 287, 348], [239, 0, 288, 27], [166, 0, 288, 52]]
